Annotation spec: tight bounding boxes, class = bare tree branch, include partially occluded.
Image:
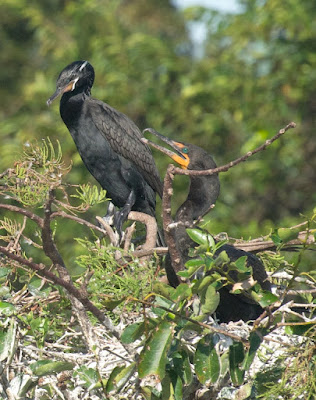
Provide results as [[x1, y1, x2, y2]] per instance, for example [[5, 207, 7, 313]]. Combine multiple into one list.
[[42, 190, 123, 352], [220, 230, 315, 252], [128, 211, 157, 251], [172, 121, 296, 177], [52, 210, 106, 234], [162, 166, 183, 281], [95, 215, 119, 245], [0, 192, 129, 351], [0, 203, 43, 227], [0, 243, 128, 345]]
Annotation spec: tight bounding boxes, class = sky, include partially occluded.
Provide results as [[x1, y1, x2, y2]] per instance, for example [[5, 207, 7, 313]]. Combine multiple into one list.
[[173, 0, 240, 13], [173, 0, 241, 57]]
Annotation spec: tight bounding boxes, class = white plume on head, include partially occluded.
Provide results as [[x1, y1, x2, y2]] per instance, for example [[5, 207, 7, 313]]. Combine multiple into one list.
[[79, 61, 88, 71]]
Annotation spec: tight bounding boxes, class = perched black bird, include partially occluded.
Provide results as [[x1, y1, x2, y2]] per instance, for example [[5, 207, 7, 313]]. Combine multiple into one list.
[[47, 61, 163, 234], [143, 128, 271, 322]]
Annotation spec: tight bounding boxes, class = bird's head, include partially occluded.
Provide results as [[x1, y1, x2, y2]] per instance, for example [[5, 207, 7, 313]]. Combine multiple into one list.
[[47, 60, 95, 106], [142, 128, 191, 169]]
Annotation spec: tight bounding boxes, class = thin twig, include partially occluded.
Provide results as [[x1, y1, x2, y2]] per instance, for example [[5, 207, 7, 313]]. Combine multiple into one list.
[[225, 228, 315, 252], [12, 216, 27, 251], [95, 215, 119, 245], [172, 122, 296, 177], [51, 210, 106, 234], [0, 203, 43, 227]]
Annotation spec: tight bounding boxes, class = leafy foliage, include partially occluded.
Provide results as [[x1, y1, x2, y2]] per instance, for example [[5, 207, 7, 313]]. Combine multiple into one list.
[[0, 1, 316, 398], [0, 139, 315, 398]]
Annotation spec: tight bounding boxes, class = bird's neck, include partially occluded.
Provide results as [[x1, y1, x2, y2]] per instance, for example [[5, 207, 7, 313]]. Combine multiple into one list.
[[173, 173, 220, 263], [60, 87, 90, 127], [175, 174, 220, 223]]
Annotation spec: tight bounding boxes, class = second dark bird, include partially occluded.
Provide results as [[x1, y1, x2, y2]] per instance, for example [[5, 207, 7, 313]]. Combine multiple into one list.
[[47, 61, 163, 234], [143, 128, 271, 322]]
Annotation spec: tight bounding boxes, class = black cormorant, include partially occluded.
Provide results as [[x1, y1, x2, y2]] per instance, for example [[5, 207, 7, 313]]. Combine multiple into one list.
[[143, 128, 271, 322], [47, 61, 163, 234]]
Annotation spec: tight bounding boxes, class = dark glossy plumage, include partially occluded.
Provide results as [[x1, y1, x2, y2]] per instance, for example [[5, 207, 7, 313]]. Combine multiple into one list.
[[144, 128, 271, 322], [47, 61, 163, 231]]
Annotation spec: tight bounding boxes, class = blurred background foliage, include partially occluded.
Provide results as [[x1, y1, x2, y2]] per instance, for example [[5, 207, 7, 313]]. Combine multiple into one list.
[[1, 0, 315, 244]]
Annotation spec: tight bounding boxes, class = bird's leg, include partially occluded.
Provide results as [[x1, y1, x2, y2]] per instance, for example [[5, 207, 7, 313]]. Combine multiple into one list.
[[102, 201, 116, 226], [114, 190, 136, 240]]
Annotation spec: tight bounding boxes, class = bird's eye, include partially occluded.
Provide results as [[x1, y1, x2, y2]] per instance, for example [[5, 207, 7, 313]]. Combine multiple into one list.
[[182, 147, 189, 154]]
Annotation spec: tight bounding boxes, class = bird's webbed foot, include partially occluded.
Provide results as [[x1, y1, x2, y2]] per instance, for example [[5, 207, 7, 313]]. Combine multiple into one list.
[[114, 190, 136, 241]]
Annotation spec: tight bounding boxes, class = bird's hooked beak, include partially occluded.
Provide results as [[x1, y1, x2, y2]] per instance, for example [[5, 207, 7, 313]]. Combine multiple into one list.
[[46, 77, 79, 106], [142, 128, 190, 169]]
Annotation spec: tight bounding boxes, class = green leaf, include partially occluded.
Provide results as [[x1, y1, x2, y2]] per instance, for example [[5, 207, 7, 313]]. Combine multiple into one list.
[[277, 227, 300, 243], [170, 283, 192, 303], [172, 350, 193, 386], [73, 366, 99, 389], [0, 267, 10, 279], [186, 229, 209, 245], [121, 322, 146, 344], [182, 352, 193, 385], [201, 285, 220, 314], [0, 318, 17, 363], [168, 369, 183, 400], [220, 351, 230, 377], [192, 275, 213, 294], [185, 258, 205, 267], [234, 256, 249, 273], [256, 291, 280, 307], [235, 383, 253, 399], [106, 363, 136, 393], [138, 320, 174, 380], [0, 301, 16, 316], [242, 331, 264, 371], [194, 334, 220, 384], [214, 250, 230, 266], [30, 360, 73, 377], [7, 374, 35, 398], [179, 261, 204, 279], [229, 342, 245, 385]]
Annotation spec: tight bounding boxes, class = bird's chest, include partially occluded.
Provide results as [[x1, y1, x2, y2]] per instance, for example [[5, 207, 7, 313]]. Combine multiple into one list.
[[71, 120, 115, 164], [61, 102, 114, 161]]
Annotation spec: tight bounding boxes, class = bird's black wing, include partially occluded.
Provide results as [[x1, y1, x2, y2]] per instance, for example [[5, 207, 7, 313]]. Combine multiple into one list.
[[89, 98, 163, 197]]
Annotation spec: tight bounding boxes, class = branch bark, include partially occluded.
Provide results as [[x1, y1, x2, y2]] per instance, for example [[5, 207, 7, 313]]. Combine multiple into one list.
[[172, 121, 296, 177]]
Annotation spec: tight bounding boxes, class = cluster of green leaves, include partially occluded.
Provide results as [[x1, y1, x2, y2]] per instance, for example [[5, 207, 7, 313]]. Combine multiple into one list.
[[111, 230, 272, 398], [104, 222, 314, 399], [0, 143, 315, 399], [2, 139, 67, 207], [75, 235, 157, 313], [179, 230, 276, 306]]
